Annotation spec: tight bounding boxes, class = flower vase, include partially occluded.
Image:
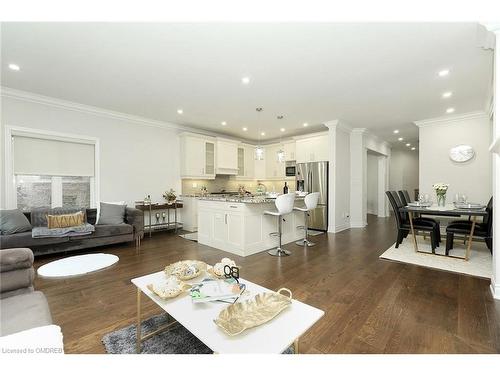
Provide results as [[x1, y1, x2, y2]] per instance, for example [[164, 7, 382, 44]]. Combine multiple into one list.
[[436, 193, 446, 207]]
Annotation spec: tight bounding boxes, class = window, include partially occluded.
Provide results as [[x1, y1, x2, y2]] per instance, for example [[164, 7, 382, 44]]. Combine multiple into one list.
[[15, 175, 92, 211], [62, 176, 91, 208], [15, 175, 52, 211], [8, 129, 98, 210]]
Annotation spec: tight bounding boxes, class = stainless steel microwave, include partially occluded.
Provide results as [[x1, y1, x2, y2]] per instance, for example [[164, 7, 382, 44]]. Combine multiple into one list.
[[285, 161, 296, 176]]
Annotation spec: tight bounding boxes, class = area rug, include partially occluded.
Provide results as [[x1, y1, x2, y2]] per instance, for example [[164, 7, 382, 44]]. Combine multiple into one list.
[[102, 313, 294, 354], [379, 237, 491, 279], [179, 232, 198, 242], [37, 253, 119, 278]]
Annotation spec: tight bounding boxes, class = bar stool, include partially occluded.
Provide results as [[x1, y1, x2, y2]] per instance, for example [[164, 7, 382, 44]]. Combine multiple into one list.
[[264, 192, 296, 257], [294, 192, 320, 247]]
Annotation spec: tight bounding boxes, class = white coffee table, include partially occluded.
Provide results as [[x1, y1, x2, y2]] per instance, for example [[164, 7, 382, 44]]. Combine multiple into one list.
[[131, 271, 324, 354]]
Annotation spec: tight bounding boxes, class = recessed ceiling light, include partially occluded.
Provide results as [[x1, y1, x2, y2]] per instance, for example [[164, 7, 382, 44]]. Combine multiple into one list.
[[406, 143, 411, 147], [398, 137, 404, 141], [446, 108, 455, 114], [442, 91, 453, 98], [411, 147, 416, 151], [438, 69, 450, 77], [242, 127, 248, 131], [221, 121, 227, 126], [303, 123, 309, 127], [260, 132, 265, 136], [8, 63, 20, 71], [177, 109, 183, 114], [241, 76, 250, 84], [393, 130, 399, 134], [280, 128, 285, 132]]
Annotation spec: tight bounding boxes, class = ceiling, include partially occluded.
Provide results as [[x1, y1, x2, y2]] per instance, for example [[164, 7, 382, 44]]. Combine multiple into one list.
[[0, 22, 493, 146]]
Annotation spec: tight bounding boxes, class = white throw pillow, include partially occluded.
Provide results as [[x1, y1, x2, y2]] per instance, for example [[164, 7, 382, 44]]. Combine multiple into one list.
[[96, 201, 126, 224]]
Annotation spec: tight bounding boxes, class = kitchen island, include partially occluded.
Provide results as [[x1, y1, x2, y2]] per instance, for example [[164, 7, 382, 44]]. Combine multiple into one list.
[[197, 196, 306, 257]]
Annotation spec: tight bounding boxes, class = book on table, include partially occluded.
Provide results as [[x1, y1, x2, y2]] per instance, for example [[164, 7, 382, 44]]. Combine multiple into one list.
[[190, 279, 245, 303]]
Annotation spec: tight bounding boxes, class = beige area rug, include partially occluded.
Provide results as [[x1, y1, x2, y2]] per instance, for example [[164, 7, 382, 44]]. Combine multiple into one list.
[[379, 237, 492, 279]]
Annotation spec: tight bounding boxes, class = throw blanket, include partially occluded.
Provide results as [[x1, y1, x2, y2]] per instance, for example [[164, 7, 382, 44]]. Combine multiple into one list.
[[32, 223, 95, 238]]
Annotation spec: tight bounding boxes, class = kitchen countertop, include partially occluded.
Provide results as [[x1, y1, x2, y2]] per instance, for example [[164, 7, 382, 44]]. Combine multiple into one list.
[[196, 194, 305, 204]]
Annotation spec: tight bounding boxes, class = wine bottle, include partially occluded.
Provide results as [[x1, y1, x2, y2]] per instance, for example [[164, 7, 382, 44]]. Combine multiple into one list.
[[283, 182, 289, 194]]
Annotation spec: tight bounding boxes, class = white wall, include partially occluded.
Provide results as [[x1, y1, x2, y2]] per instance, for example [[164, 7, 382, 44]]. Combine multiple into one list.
[[417, 113, 492, 204], [389, 149, 419, 199], [351, 129, 390, 226], [367, 153, 378, 214], [1, 95, 182, 209], [326, 121, 351, 233]]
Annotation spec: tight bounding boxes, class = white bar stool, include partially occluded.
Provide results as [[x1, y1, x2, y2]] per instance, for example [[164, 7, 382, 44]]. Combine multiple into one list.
[[264, 192, 296, 257], [294, 192, 320, 247]]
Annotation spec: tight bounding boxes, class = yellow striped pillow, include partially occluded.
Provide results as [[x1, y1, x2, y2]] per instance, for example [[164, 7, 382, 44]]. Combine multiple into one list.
[[46, 211, 85, 229]]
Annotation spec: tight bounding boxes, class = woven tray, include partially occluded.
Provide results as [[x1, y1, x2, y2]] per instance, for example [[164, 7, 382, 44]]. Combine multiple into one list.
[[147, 276, 190, 299], [164, 260, 207, 280], [214, 288, 292, 336]]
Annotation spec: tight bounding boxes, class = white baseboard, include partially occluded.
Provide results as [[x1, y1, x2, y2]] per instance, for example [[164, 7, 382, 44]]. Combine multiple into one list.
[[350, 220, 367, 228], [491, 283, 500, 300], [334, 223, 350, 233]]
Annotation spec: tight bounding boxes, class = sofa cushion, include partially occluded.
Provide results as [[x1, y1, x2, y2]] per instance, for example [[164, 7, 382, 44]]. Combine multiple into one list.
[[98, 202, 126, 225], [30, 207, 86, 227], [0, 291, 53, 336], [47, 211, 85, 229], [0, 232, 69, 249], [83, 224, 133, 239], [0, 209, 32, 235]]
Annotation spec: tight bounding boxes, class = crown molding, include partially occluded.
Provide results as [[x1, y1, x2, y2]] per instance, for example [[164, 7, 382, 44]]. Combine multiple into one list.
[[324, 119, 352, 133], [414, 111, 489, 128], [292, 130, 329, 141], [0, 86, 249, 143], [351, 127, 367, 134]]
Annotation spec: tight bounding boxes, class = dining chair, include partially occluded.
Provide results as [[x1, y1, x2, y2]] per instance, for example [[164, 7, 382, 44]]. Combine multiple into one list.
[[398, 190, 441, 244], [445, 197, 493, 254], [386, 191, 438, 251]]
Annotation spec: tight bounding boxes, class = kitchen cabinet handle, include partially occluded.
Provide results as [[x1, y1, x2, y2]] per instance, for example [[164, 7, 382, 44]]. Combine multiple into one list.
[[229, 205, 238, 208], [225, 213, 227, 224]]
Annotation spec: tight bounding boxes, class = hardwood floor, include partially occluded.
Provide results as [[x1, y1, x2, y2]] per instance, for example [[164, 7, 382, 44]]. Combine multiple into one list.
[[33, 215, 500, 354]]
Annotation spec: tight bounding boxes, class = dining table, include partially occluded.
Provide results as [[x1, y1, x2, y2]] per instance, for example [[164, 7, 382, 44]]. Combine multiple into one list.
[[399, 203, 488, 261]]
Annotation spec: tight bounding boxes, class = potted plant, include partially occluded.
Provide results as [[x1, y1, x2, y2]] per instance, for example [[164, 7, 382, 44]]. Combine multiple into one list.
[[163, 189, 177, 204], [432, 183, 449, 207]]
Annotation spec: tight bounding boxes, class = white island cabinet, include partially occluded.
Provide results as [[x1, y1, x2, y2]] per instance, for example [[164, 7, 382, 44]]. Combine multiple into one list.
[[197, 199, 305, 257]]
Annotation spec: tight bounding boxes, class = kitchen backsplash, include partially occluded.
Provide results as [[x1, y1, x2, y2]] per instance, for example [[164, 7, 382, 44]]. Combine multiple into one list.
[[181, 176, 296, 195]]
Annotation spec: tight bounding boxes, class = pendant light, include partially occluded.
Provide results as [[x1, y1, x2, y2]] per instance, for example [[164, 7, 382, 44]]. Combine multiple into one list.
[[254, 107, 264, 160], [276, 115, 285, 163]]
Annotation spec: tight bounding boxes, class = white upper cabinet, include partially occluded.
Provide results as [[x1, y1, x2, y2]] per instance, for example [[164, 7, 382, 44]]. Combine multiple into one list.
[[284, 141, 296, 161], [180, 133, 216, 179], [237, 144, 255, 179], [216, 139, 239, 175], [295, 133, 329, 164]]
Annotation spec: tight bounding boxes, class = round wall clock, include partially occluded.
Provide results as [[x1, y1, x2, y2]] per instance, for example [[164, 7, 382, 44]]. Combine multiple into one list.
[[449, 144, 475, 163]]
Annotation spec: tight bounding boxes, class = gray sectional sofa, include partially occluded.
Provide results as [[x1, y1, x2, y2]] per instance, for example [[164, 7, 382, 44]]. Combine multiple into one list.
[[0, 207, 144, 256], [0, 248, 53, 336]]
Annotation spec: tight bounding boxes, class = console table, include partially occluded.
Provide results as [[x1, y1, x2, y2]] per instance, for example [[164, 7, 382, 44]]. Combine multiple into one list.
[[135, 202, 183, 237]]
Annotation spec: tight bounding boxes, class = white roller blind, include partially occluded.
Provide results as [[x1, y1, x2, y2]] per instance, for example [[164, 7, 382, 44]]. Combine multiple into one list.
[[13, 135, 95, 176]]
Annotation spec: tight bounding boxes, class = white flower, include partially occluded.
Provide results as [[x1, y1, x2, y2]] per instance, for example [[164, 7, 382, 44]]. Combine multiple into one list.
[[432, 183, 449, 191]]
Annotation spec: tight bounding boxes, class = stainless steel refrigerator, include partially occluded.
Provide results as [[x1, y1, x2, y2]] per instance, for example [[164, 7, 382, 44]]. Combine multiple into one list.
[[296, 161, 328, 231]]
